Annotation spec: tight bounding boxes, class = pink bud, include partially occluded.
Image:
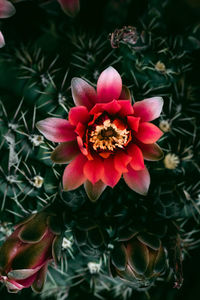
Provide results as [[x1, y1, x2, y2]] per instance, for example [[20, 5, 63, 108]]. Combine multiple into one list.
[[57, 0, 80, 17], [0, 212, 62, 293], [0, 0, 16, 19]]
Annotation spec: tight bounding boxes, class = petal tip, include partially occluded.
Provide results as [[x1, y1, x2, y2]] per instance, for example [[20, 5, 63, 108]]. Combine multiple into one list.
[[0, 32, 5, 48]]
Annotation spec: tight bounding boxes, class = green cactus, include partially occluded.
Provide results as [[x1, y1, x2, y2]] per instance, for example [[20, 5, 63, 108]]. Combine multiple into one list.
[[0, 0, 200, 299]]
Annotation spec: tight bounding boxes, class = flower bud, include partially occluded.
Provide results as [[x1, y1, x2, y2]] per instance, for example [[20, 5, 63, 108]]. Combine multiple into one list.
[[0, 211, 62, 293], [57, 0, 80, 17], [110, 232, 166, 287]]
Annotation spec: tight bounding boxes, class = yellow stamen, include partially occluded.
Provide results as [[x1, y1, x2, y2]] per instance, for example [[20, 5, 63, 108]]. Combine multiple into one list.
[[89, 119, 129, 151]]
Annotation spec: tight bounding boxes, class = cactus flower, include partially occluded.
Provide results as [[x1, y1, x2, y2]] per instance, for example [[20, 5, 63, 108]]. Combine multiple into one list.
[[0, 212, 62, 293], [0, 0, 16, 47], [57, 0, 80, 17], [37, 66, 164, 201]]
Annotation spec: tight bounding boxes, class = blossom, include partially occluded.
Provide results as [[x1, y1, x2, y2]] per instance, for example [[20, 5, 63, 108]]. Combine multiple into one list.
[[0, 212, 61, 293], [37, 66, 164, 201], [0, 0, 16, 48], [57, 0, 80, 17]]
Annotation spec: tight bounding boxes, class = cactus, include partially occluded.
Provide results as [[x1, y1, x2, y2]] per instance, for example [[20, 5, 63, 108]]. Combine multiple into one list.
[[0, 0, 200, 299]]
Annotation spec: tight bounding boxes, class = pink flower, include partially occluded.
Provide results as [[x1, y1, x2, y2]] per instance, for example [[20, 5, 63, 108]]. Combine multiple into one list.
[[0, 0, 16, 48], [0, 212, 61, 293], [37, 67, 164, 201], [57, 0, 80, 17]]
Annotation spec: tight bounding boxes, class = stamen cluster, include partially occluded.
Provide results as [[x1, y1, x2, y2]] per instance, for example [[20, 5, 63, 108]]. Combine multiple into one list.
[[89, 119, 130, 151]]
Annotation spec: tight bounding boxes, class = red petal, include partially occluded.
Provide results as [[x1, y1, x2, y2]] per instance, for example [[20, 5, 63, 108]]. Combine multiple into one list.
[[84, 180, 106, 201], [62, 154, 87, 190], [118, 100, 134, 117], [71, 77, 97, 109], [102, 156, 121, 187], [36, 118, 76, 142], [57, 0, 80, 17], [127, 116, 140, 132], [68, 106, 89, 126], [97, 67, 122, 102], [90, 100, 121, 115], [127, 144, 145, 170], [123, 165, 150, 195], [134, 122, 163, 144], [136, 141, 164, 161], [83, 159, 104, 184], [75, 122, 86, 138], [133, 97, 163, 122], [99, 152, 111, 158], [88, 112, 102, 126], [119, 85, 131, 100], [114, 152, 132, 173], [113, 118, 126, 130], [51, 141, 79, 164]]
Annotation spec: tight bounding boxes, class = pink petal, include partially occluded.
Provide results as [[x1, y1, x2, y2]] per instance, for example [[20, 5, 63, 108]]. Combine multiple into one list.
[[83, 158, 104, 184], [84, 180, 106, 201], [0, 31, 5, 48], [90, 100, 121, 115], [8, 266, 43, 281], [51, 141, 79, 164], [123, 165, 150, 195], [133, 97, 163, 122], [4, 279, 24, 292], [36, 118, 76, 142], [97, 66, 122, 103], [127, 116, 140, 132], [62, 153, 87, 190], [57, 0, 80, 17], [114, 152, 132, 173], [136, 141, 164, 161], [14, 272, 38, 288], [77, 136, 88, 156], [127, 144, 144, 170], [119, 85, 131, 100], [71, 77, 97, 109], [102, 156, 121, 187], [68, 106, 89, 126], [0, 0, 16, 19], [134, 122, 163, 144]]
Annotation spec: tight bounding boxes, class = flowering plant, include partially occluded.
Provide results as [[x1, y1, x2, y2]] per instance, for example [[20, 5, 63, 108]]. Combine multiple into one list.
[[37, 66, 164, 201]]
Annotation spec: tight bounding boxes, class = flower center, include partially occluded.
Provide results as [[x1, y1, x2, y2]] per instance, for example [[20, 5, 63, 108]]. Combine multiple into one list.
[[89, 119, 129, 151]]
